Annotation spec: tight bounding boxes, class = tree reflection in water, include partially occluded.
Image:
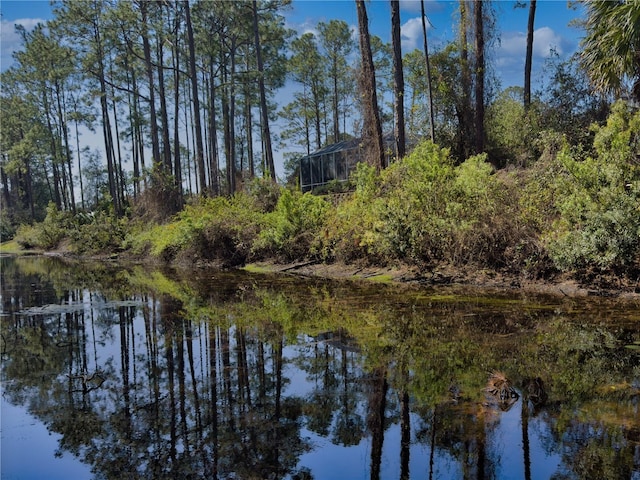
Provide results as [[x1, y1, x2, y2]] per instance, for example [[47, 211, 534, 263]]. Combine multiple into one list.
[[1, 256, 639, 479]]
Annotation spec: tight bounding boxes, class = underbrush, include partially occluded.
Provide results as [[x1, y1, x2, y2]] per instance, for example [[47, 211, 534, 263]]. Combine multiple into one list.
[[320, 142, 544, 274], [14, 102, 639, 284], [125, 177, 282, 265], [15, 203, 127, 254], [255, 189, 331, 261], [525, 101, 640, 276], [126, 193, 266, 265]]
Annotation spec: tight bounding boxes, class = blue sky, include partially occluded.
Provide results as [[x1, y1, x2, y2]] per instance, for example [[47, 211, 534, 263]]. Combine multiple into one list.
[[283, 0, 584, 88], [1, 0, 585, 86]]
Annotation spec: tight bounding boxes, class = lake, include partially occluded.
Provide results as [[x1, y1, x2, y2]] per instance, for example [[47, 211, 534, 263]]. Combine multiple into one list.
[[1, 256, 639, 479]]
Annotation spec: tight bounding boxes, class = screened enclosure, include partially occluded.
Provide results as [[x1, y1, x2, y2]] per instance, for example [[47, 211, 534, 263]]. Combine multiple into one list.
[[299, 133, 403, 192], [299, 138, 363, 192]]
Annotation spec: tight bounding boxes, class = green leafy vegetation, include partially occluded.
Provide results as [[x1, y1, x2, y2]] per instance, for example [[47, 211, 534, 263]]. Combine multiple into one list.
[[13, 203, 126, 254], [9, 101, 640, 286], [2, 0, 638, 291], [256, 189, 331, 261], [541, 102, 640, 273]]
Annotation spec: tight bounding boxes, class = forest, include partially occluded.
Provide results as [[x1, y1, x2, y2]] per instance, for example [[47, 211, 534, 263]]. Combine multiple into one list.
[[1, 0, 639, 289]]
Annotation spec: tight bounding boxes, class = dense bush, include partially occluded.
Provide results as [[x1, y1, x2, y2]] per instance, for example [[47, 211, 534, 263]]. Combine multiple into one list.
[[256, 189, 331, 261], [73, 211, 128, 254], [544, 101, 640, 273], [319, 162, 382, 263], [243, 177, 282, 213], [373, 141, 457, 265], [11, 102, 639, 284], [485, 87, 541, 167], [320, 142, 526, 270], [15, 203, 75, 250], [0, 210, 17, 241], [128, 193, 266, 265], [14, 202, 127, 253]]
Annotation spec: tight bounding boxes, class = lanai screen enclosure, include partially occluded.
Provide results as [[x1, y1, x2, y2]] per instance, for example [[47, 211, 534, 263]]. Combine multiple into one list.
[[299, 133, 400, 192], [299, 138, 363, 192]]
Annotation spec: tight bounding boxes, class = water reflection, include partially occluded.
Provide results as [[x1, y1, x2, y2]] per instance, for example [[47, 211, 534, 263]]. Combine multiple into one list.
[[1, 256, 639, 479]]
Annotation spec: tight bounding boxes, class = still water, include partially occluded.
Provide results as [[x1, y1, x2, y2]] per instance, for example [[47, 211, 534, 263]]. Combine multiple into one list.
[[1, 256, 638, 479]]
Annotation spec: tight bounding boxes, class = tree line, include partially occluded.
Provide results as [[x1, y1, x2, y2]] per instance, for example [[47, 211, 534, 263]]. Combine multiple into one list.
[[1, 0, 638, 235], [2, 0, 290, 224]]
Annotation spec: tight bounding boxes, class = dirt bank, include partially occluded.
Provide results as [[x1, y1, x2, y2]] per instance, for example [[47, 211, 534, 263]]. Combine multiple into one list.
[[3, 241, 639, 302], [246, 260, 640, 302]]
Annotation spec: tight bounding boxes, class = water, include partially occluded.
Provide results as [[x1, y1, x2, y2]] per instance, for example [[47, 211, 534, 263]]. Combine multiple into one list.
[[1, 256, 639, 479]]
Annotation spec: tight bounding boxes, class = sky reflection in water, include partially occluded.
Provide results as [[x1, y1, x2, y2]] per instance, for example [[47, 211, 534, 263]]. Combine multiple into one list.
[[1, 256, 638, 479]]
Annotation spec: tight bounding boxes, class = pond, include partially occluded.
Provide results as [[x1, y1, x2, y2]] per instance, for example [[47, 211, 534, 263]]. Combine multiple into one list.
[[1, 256, 639, 480]]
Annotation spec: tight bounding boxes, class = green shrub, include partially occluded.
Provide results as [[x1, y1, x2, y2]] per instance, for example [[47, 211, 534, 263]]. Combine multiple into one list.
[[72, 211, 128, 254], [371, 142, 456, 264], [318, 141, 541, 271], [200, 193, 265, 266], [319, 162, 382, 263], [128, 193, 265, 264], [256, 188, 331, 261], [486, 87, 541, 167], [312, 179, 352, 195], [14, 224, 41, 249], [15, 203, 74, 250], [545, 101, 640, 272], [243, 177, 281, 213]]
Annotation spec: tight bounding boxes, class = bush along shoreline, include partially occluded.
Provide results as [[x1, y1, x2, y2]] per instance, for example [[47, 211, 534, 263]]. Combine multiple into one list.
[[8, 102, 640, 297]]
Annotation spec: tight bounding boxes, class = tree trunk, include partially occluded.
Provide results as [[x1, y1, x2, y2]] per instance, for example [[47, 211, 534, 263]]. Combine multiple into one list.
[[223, 44, 236, 195], [244, 82, 255, 178], [312, 81, 323, 150], [356, 0, 385, 170], [72, 99, 86, 209], [54, 81, 76, 212], [474, 0, 485, 154], [172, 14, 183, 199], [208, 59, 220, 196], [400, 389, 410, 480], [421, 0, 436, 142], [128, 64, 146, 191], [156, 19, 173, 173], [391, 0, 406, 160], [368, 367, 388, 480], [221, 60, 234, 195], [459, 0, 473, 159], [108, 70, 126, 211], [252, 0, 276, 180], [185, 0, 206, 195], [140, 3, 161, 168], [524, 0, 536, 110], [0, 163, 11, 210]]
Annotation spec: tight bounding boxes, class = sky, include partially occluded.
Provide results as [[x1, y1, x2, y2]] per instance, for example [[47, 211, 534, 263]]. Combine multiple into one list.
[[1, 0, 585, 84], [0, 0, 586, 177]]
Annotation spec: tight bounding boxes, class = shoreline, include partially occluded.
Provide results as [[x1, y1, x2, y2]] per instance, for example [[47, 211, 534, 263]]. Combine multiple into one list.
[[244, 260, 640, 303], [2, 244, 639, 302]]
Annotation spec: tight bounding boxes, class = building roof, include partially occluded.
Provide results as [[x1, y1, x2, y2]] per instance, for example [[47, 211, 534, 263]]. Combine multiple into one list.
[[303, 138, 362, 159]]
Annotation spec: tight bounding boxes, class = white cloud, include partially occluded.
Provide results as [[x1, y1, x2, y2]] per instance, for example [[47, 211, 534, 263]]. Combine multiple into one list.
[[495, 26, 571, 87], [499, 31, 527, 58], [400, 16, 428, 52], [499, 26, 565, 62], [533, 26, 565, 57], [1, 17, 46, 71]]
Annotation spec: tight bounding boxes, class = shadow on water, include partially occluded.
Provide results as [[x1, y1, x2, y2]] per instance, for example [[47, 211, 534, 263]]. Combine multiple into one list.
[[1, 256, 639, 479]]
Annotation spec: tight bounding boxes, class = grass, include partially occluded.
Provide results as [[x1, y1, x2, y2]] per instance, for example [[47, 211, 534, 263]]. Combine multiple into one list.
[[242, 263, 272, 274], [364, 273, 394, 283], [0, 240, 24, 254], [0, 240, 46, 255]]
